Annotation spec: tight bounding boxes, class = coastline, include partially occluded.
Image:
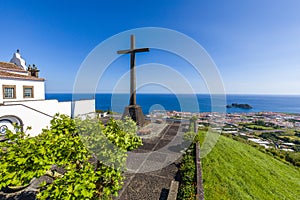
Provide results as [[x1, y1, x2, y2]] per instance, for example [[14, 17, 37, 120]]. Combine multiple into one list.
[[45, 93, 300, 114]]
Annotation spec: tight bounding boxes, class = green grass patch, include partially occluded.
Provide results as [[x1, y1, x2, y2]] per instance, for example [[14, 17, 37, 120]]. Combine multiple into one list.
[[201, 134, 300, 200], [279, 135, 300, 141], [246, 125, 274, 130]]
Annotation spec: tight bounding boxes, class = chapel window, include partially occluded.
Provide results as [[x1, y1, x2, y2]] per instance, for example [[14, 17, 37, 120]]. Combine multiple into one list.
[[3, 85, 16, 99], [23, 86, 34, 98]]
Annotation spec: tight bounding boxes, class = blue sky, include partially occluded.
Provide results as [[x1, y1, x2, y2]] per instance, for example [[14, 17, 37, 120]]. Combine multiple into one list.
[[0, 0, 299, 94]]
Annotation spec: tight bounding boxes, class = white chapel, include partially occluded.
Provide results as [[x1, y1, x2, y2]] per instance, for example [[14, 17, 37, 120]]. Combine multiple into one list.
[[0, 50, 95, 137]]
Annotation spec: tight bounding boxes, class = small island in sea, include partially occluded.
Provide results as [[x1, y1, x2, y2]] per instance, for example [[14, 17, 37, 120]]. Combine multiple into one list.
[[226, 103, 253, 109]]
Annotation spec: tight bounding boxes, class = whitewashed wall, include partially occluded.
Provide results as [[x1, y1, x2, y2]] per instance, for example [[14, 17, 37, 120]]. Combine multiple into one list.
[[57, 101, 72, 115], [73, 99, 96, 116], [0, 79, 45, 102], [4, 99, 70, 116], [0, 99, 95, 136], [0, 104, 53, 136]]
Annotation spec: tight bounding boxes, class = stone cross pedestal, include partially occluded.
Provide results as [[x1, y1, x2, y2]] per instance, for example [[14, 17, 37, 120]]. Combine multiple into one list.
[[117, 35, 149, 126]]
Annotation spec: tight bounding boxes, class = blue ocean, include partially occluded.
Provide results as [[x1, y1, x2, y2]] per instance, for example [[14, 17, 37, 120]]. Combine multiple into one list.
[[45, 93, 300, 114]]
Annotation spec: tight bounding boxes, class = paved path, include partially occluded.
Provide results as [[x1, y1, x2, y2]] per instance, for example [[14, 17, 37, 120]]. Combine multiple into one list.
[[116, 121, 189, 200]]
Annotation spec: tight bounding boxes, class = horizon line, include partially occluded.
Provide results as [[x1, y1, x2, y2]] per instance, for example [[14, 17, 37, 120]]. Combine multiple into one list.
[[46, 92, 300, 96]]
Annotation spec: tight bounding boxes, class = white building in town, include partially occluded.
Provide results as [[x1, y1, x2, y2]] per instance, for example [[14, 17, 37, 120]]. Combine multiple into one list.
[[0, 50, 95, 137]]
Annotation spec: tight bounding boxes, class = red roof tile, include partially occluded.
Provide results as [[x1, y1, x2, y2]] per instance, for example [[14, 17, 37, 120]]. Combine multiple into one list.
[[0, 62, 26, 72], [0, 71, 44, 81]]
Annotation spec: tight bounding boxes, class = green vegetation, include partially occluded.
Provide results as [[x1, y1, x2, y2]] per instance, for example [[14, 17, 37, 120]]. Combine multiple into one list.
[[96, 109, 114, 115], [279, 135, 300, 145], [178, 118, 198, 199], [179, 123, 300, 200], [246, 125, 274, 130], [242, 120, 280, 130], [259, 131, 284, 141], [225, 134, 300, 167], [177, 145, 197, 200], [259, 131, 300, 146], [201, 133, 300, 200], [0, 114, 142, 199]]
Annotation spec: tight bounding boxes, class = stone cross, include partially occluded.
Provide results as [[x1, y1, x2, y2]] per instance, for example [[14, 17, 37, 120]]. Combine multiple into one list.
[[117, 35, 149, 106]]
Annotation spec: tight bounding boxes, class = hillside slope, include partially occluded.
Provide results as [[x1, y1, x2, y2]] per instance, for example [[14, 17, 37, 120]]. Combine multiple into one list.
[[201, 135, 300, 200]]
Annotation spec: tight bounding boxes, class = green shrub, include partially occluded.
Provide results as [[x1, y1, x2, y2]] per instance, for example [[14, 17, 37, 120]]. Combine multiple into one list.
[[0, 114, 142, 199], [178, 144, 197, 200]]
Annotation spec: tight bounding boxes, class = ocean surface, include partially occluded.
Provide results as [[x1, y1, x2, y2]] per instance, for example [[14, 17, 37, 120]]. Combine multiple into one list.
[[45, 93, 300, 114]]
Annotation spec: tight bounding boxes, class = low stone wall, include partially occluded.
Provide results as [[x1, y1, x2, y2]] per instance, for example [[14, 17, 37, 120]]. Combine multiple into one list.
[[167, 180, 179, 200]]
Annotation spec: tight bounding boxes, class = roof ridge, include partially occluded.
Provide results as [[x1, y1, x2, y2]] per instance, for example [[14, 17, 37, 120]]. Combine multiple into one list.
[[0, 71, 44, 81]]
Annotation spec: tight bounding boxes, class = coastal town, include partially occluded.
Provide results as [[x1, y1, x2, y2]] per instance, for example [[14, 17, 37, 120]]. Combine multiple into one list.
[[148, 110, 300, 153]]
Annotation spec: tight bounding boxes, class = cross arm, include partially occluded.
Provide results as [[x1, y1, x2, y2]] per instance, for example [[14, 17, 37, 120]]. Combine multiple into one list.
[[134, 48, 150, 53], [117, 49, 131, 54], [117, 48, 150, 54]]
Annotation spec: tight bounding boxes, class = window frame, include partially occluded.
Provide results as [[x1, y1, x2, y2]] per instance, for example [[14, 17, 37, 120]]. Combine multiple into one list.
[[23, 86, 34, 98], [2, 85, 16, 99]]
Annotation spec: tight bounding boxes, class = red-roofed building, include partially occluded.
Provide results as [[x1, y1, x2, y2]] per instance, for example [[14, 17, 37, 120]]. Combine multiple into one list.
[[0, 50, 45, 104], [0, 50, 95, 137]]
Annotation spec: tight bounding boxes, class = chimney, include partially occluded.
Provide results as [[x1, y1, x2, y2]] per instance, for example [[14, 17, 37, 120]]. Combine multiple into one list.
[[28, 64, 40, 78]]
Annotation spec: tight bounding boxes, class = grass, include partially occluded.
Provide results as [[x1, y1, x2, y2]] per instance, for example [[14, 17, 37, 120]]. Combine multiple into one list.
[[246, 125, 274, 130], [200, 134, 300, 200], [279, 135, 300, 142]]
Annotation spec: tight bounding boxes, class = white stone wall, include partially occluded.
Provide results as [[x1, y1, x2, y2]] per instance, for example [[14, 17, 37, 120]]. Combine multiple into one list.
[[0, 104, 53, 136], [73, 99, 96, 117], [4, 99, 71, 116], [0, 99, 95, 137], [58, 101, 72, 115], [0, 79, 45, 102]]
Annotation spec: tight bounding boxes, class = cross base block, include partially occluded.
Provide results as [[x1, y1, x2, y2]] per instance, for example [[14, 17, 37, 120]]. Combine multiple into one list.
[[122, 105, 145, 127]]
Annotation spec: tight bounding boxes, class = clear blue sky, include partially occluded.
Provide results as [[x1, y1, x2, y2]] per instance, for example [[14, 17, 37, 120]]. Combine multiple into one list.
[[0, 0, 299, 94]]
